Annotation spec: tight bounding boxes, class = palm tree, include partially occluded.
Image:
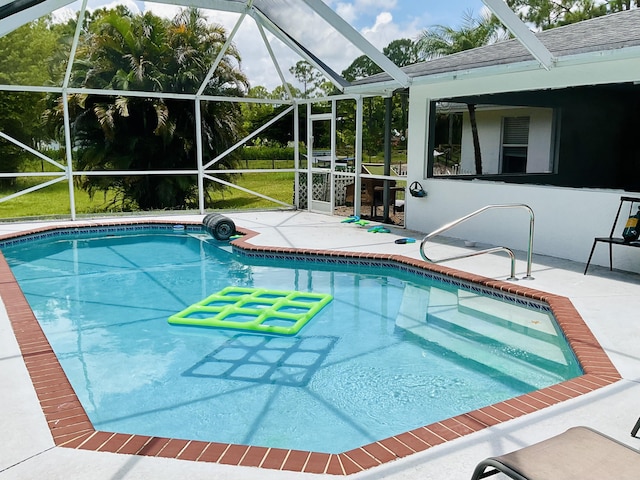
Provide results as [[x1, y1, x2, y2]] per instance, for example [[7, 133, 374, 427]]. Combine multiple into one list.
[[417, 11, 506, 174], [47, 7, 248, 210]]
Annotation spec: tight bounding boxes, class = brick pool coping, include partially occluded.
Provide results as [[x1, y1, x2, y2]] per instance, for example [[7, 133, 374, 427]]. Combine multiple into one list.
[[0, 220, 621, 475]]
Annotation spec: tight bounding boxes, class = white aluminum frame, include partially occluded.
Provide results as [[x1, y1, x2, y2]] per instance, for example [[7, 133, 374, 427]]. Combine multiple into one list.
[[0, 0, 408, 220]]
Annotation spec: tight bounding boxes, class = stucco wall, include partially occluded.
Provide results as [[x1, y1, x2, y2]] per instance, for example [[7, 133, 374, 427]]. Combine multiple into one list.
[[405, 179, 640, 273]]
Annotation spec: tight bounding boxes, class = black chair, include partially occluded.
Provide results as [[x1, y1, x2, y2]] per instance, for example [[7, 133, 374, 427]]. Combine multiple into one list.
[[584, 196, 640, 274]]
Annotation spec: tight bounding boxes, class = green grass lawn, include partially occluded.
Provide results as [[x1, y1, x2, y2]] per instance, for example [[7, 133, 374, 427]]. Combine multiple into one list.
[[0, 170, 296, 219], [0, 154, 405, 218], [208, 171, 294, 209], [0, 177, 117, 218]]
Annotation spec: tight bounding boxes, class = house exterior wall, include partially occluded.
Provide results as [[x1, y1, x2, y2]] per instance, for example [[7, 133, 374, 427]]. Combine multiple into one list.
[[459, 107, 554, 175], [408, 179, 640, 273], [404, 48, 640, 272]]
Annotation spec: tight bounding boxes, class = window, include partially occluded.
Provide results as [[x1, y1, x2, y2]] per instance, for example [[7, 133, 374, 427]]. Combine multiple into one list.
[[428, 84, 640, 187], [501, 116, 530, 173], [430, 100, 556, 179]]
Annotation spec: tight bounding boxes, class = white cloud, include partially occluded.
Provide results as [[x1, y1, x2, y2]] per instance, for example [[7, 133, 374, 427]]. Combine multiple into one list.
[[336, 0, 398, 14], [360, 11, 421, 50], [52, 0, 142, 23], [97, 0, 141, 14], [358, 0, 398, 10], [333, 0, 398, 24], [142, 1, 180, 18], [335, 3, 357, 23], [51, 6, 77, 24]]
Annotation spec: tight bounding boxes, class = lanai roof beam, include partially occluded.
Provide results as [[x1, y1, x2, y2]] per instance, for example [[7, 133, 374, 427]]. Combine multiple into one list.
[[301, 0, 411, 88], [255, 20, 293, 99], [482, 0, 556, 70], [0, 0, 72, 36], [249, 6, 349, 92], [196, 2, 250, 96], [149, 0, 248, 14]]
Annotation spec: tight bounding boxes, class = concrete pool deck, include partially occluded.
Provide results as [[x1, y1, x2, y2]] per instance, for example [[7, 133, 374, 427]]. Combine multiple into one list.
[[1, 210, 639, 479]]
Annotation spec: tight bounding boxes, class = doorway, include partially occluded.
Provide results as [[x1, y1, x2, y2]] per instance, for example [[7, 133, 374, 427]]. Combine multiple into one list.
[[307, 114, 335, 214]]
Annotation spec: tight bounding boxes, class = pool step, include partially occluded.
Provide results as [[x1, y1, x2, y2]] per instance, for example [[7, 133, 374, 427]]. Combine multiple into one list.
[[395, 286, 579, 383], [187, 233, 234, 253]]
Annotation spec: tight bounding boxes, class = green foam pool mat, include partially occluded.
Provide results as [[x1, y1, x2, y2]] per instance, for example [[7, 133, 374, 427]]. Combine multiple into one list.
[[168, 286, 333, 335]]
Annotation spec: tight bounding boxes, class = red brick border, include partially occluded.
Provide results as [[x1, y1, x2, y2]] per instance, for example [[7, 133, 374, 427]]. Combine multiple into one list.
[[0, 221, 621, 475]]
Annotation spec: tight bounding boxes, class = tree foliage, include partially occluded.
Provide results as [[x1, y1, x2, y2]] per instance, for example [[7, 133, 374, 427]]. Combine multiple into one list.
[[240, 85, 302, 146], [339, 39, 421, 155], [507, 0, 603, 29], [289, 60, 325, 98], [610, 0, 640, 10], [342, 55, 381, 82], [506, 0, 637, 30], [45, 8, 249, 210], [342, 38, 421, 82], [416, 10, 506, 59], [383, 38, 423, 67], [0, 17, 60, 185]]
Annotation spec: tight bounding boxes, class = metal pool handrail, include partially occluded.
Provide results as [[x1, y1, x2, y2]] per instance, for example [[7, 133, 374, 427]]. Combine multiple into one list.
[[419, 204, 535, 281]]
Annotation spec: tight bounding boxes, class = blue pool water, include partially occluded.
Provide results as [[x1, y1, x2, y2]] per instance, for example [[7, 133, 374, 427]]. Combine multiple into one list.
[[2, 228, 582, 453]]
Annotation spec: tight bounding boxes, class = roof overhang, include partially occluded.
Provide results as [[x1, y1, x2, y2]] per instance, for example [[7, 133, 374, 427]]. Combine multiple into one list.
[[409, 43, 640, 91]]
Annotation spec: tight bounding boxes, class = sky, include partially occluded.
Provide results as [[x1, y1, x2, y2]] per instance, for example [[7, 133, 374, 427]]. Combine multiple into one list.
[[54, 0, 489, 91], [332, 0, 488, 42]]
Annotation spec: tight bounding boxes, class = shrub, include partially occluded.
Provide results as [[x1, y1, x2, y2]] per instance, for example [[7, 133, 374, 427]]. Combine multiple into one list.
[[239, 146, 295, 161]]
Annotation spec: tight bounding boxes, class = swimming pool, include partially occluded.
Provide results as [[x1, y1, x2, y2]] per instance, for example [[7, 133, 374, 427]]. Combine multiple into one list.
[[0, 221, 621, 476], [2, 223, 581, 454]]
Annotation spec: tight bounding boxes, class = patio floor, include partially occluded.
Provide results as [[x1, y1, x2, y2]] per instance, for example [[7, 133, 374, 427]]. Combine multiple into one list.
[[1, 210, 639, 479]]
